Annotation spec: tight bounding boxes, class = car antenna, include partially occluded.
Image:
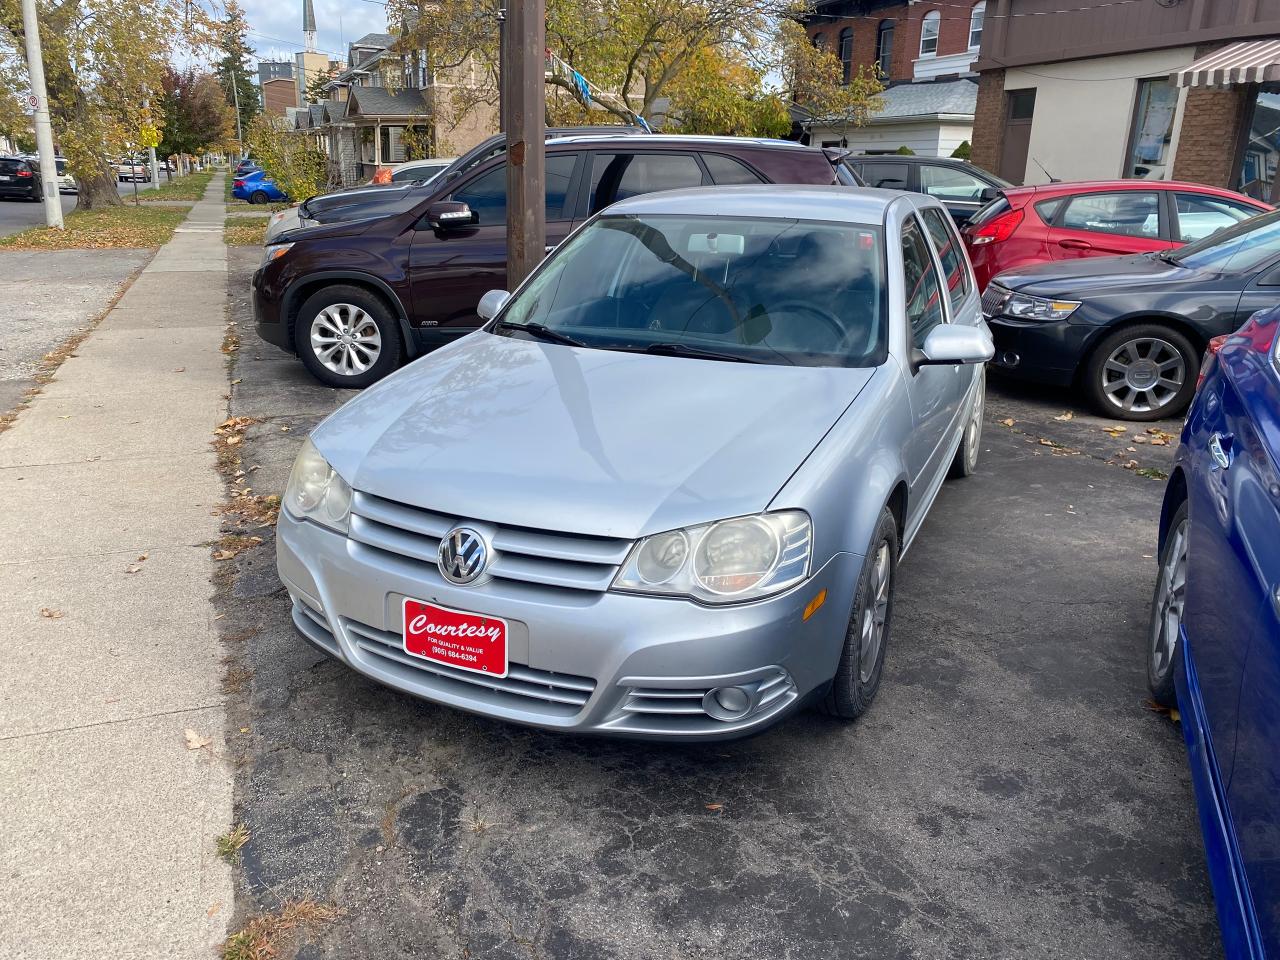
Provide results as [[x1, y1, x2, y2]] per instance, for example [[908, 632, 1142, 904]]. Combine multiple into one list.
[[1033, 157, 1059, 183]]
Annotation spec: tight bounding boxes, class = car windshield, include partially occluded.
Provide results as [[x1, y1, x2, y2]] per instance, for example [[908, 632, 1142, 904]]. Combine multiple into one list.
[[1170, 209, 1280, 273], [494, 213, 887, 367]]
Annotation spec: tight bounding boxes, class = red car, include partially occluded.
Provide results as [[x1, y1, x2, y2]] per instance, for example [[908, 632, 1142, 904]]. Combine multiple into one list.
[[961, 180, 1271, 291]]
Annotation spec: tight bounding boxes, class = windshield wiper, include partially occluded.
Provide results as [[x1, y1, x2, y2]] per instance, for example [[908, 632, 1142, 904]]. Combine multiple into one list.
[[639, 342, 762, 364], [494, 320, 585, 348], [1154, 250, 1182, 265]]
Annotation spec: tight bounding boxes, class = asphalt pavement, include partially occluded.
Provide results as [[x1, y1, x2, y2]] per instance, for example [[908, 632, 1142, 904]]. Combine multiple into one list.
[[0, 178, 162, 238], [215, 244, 1215, 959]]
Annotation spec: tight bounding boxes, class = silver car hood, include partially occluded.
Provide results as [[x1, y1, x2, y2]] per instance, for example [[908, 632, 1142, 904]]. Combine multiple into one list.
[[313, 333, 876, 539]]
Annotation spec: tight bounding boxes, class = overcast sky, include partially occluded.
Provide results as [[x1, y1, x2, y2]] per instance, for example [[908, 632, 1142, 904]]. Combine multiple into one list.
[[240, 0, 387, 66]]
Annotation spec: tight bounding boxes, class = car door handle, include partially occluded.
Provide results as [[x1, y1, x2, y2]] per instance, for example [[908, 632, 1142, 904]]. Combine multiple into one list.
[[1209, 432, 1233, 469], [1057, 238, 1093, 250]]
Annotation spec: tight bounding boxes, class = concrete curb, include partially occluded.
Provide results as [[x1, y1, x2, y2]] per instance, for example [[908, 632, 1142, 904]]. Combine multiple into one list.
[[0, 175, 235, 957]]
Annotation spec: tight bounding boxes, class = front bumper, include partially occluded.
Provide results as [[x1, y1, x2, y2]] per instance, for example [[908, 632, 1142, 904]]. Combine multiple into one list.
[[276, 509, 859, 740], [987, 316, 1096, 387]]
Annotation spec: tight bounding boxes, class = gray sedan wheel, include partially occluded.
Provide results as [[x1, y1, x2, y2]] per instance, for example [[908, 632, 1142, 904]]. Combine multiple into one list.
[[949, 369, 985, 479], [294, 285, 402, 388], [1147, 501, 1189, 707], [1084, 324, 1198, 422], [821, 507, 898, 720]]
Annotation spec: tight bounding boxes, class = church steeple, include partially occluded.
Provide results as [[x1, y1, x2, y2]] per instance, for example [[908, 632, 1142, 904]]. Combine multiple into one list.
[[302, 0, 317, 52]]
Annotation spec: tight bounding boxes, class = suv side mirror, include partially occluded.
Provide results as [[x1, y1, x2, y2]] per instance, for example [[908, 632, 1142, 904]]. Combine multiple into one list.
[[918, 325, 995, 366], [425, 200, 475, 230], [477, 289, 510, 321]]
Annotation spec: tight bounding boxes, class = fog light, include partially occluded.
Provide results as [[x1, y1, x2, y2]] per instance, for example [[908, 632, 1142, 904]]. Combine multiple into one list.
[[703, 685, 753, 721]]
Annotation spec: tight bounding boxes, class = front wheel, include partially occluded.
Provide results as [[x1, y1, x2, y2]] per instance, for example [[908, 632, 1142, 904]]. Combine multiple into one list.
[[949, 368, 985, 479], [294, 285, 402, 389], [1147, 501, 1189, 707], [1084, 324, 1198, 421], [820, 507, 899, 720]]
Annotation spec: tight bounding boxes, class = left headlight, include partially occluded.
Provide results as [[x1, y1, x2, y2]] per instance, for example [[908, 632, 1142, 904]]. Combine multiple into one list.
[[1003, 291, 1081, 321], [263, 241, 294, 264], [283, 438, 351, 534], [612, 511, 811, 604]]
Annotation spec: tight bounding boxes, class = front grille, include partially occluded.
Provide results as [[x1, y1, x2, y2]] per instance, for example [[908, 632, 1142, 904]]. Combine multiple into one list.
[[291, 595, 341, 659], [348, 491, 632, 594], [343, 616, 596, 718], [981, 283, 1009, 317]]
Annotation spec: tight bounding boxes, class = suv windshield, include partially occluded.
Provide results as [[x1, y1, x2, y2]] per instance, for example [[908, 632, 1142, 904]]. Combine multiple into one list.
[[494, 213, 886, 367], [1171, 209, 1280, 273]]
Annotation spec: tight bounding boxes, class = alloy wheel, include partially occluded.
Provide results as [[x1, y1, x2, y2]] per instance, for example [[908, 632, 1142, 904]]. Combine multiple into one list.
[[1101, 337, 1185, 414], [1150, 517, 1189, 683], [310, 303, 382, 377], [965, 378, 985, 471], [860, 543, 891, 683]]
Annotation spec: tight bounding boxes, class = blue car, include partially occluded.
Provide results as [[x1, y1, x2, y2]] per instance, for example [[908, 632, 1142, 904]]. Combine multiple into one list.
[[232, 169, 287, 205], [1150, 305, 1280, 959]]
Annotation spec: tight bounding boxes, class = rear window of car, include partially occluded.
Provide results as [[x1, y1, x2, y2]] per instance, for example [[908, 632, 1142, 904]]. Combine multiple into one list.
[[586, 153, 707, 214], [0, 159, 24, 175], [861, 162, 909, 190], [700, 153, 763, 185]]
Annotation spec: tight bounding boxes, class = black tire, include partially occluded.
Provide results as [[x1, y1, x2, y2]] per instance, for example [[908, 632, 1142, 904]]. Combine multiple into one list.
[[250, 190, 269, 205], [948, 368, 985, 479], [294, 284, 402, 389], [1083, 323, 1199, 422], [821, 507, 899, 720], [1147, 501, 1189, 707]]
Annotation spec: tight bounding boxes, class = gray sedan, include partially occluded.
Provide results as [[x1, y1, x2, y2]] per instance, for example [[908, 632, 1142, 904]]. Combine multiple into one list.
[[276, 185, 993, 739]]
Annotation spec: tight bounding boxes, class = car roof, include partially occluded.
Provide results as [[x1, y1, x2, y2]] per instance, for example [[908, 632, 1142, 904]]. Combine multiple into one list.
[[603, 184, 909, 222], [544, 133, 812, 151], [1005, 179, 1266, 199]]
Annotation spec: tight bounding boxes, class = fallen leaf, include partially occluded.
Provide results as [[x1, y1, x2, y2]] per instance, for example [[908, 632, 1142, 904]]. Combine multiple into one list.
[[704, 803, 723, 812], [224, 435, 242, 447], [184, 729, 211, 750], [39, 607, 63, 619], [1103, 426, 1127, 436], [1053, 411, 1074, 421], [57, 414, 71, 420], [206, 901, 223, 919], [174, 367, 186, 373], [231, 378, 242, 385], [1132, 436, 1147, 444], [280, 426, 290, 432], [999, 418, 1015, 427]]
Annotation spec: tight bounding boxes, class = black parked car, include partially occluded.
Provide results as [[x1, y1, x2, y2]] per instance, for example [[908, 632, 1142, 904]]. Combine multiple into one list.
[[845, 155, 1010, 225], [0, 157, 42, 201], [255, 135, 857, 387], [984, 209, 1280, 421]]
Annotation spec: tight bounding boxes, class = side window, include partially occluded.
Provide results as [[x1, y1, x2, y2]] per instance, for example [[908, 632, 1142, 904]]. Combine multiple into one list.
[[587, 153, 707, 213], [450, 155, 578, 227], [918, 165, 989, 203], [902, 218, 946, 349], [701, 153, 764, 185], [1059, 191, 1160, 238], [920, 207, 971, 310], [1034, 196, 1065, 223], [863, 162, 909, 190], [1174, 192, 1261, 243]]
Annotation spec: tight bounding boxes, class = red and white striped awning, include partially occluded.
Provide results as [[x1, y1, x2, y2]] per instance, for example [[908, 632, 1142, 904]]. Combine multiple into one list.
[[1174, 40, 1280, 88]]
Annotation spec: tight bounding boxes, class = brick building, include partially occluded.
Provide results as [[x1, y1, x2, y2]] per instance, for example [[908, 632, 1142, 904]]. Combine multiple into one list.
[[971, 0, 1280, 198], [800, 0, 986, 156], [262, 77, 299, 116]]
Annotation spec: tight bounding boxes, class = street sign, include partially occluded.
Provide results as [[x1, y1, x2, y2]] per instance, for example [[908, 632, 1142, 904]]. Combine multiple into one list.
[[25, 93, 38, 110]]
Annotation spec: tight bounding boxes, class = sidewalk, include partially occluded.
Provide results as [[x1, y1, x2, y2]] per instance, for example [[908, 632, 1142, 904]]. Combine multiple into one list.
[[0, 178, 234, 956]]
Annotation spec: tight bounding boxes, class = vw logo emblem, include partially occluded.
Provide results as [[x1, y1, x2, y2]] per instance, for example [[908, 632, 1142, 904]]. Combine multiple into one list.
[[438, 527, 489, 585]]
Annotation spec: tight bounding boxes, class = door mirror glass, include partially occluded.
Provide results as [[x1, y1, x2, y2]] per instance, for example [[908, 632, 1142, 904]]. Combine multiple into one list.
[[919, 324, 995, 365], [426, 200, 475, 230], [979, 186, 1000, 203], [477, 289, 510, 320]]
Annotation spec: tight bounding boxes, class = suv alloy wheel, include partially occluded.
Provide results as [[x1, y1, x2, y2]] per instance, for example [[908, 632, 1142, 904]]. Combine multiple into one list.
[[294, 285, 402, 389]]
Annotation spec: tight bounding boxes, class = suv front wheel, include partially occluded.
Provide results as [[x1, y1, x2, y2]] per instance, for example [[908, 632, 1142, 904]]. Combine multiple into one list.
[[294, 285, 402, 388]]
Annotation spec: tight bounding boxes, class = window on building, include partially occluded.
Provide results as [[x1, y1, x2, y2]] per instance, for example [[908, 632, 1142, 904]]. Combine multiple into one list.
[[812, 32, 826, 51], [876, 20, 894, 77], [839, 27, 854, 84], [1124, 78, 1179, 180], [1238, 88, 1280, 202], [920, 11, 940, 57], [969, 2, 986, 50]]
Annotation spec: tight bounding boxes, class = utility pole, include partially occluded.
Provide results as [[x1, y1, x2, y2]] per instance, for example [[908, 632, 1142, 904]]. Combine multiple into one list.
[[20, 0, 62, 229], [504, 0, 545, 288], [230, 71, 243, 155], [496, 5, 507, 133]]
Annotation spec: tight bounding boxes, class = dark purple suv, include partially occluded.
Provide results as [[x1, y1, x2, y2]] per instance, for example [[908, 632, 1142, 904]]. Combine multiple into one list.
[[253, 135, 859, 387]]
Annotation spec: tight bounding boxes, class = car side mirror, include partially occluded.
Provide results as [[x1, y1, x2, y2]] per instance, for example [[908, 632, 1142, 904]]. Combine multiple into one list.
[[918, 325, 995, 366], [477, 289, 510, 321], [979, 186, 1000, 203], [425, 200, 475, 230]]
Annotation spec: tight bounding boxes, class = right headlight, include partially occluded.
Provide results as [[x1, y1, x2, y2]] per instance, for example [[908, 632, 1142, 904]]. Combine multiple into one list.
[[1003, 291, 1081, 321], [612, 511, 811, 604], [283, 438, 351, 534]]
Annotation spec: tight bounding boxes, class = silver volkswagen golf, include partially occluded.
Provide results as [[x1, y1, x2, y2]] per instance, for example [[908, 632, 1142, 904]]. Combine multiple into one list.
[[277, 185, 992, 739]]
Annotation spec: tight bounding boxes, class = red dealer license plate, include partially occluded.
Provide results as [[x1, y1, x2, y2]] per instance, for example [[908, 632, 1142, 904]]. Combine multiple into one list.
[[402, 598, 508, 678]]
